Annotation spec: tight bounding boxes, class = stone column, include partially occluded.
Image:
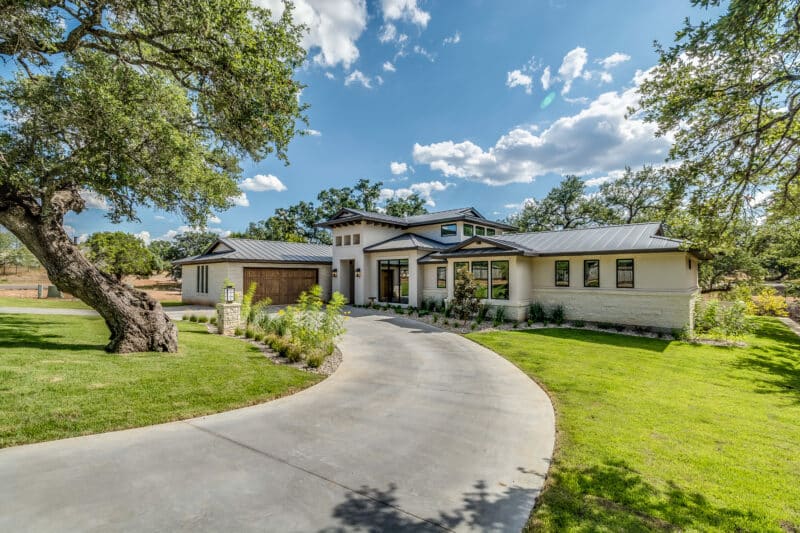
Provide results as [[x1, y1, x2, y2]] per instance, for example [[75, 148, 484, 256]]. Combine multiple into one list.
[[216, 302, 242, 335]]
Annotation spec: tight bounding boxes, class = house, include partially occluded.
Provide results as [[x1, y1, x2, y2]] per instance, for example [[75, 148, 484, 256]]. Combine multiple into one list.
[[319, 207, 701, 330], [174, 207, 701, 331], [174, 238, 332, 305]]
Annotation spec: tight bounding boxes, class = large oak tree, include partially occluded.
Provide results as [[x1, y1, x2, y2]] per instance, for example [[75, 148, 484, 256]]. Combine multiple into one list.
[[0, 1, 307, 352]]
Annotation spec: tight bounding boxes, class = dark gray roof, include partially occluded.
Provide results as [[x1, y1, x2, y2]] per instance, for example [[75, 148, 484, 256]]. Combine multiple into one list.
[[363, 233, 450, 253], [417, 253, 447, 264], [318, 207, 517, 231], [433, 222, 690, 258], [173, 238, 332, 265]]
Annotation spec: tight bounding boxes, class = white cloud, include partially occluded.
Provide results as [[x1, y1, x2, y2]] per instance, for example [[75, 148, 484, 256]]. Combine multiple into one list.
[[80, 190, 109, 210], [413, 45, 435, 61], [381, 181, 453, 207], [381, 0, 430, 27], [134, 230, 152, 245], [443, 31, 461, 45], [305, 129, 322, 136], [160, 226, 231, 241], [231, 193, 250, 207], [383, 61, 396, 72], [506, 69, 533, 94], [599, 71, 613, 84], [599, 52, 631, 69], [541, 66, 551, 90], [504, 198, 536, 210], [256, 0, 367, 69], [154, 215, 166, 221], [240, 174, 287, 192], [378, 23, 397, 43], [584, 169, 626, 187], [376, 75, 384, 85], [208, 215, 222, 224], [344, 69, 373, 88], [324, 72, 335, 80], [77, 233, 89, 244], [413, 74, 672, 185], [558, 46, 588, 95], [390, 161, 408, 175]]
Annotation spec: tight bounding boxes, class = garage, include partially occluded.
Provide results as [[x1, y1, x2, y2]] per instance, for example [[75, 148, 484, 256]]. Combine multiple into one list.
[[243, 267, 319, 305]]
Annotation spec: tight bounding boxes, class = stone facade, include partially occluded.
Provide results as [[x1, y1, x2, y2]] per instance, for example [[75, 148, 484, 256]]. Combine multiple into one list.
[[216, 302, 242, 335]]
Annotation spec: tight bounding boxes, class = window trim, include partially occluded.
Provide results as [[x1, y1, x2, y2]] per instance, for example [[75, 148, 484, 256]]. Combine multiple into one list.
[[335, 236, 342, 246], [353, 234, 360, 245], [616, 258, 634, 289], [584, 259, 600, 288], [555, 260, 570, 287], [441, 223, 457, 237], [471, 261, 489, 299], [486, 228, 496, 236], [436, 266, 447, 288], [490, 260, 510, 300], [463, 224, 474, 237]]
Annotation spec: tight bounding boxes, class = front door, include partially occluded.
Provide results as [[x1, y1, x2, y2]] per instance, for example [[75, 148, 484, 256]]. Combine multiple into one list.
[[347, 260, 355, 304]]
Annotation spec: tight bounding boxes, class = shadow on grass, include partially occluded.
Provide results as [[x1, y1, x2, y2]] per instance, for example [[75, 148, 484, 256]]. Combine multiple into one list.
[[730, 318, 800, 402], [514, 327, 670, 353], [319, 477, 539, 532], [0, 315, 103, 351], [531, 459, 762, 532]]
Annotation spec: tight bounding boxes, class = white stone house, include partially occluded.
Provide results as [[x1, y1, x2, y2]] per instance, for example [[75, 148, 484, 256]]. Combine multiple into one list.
[[319, 207, 702, 330]]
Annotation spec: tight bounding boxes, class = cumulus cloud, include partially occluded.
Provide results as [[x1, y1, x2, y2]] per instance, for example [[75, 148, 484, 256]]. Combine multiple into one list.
[[240, 174, 287, 192], [504, 198, 536, 210], [390, 161, 408, 175], [558, 46, 588, 94], [599, 52, 631, 69], [380, 181, 454, 207], [541, 66, 551, 90], [305, 129, 322, 136], [208, 215, 222, 224], [584, 169, 626, 187], [134, 230, 152, 245], [378, 23, 397, 43], [443, 31, 461, 45], [413, 75, 672, 185], [255, 0, 367, 69], [231, 193, 250, 207], [383, 61, 396, 72], [381, 0, 430, 27], [324, 72, 335, 80], [344, 69, 373, 88], [506, 69, 533, 94], [80, 190, 109, 210], [599, 71, 613, 84], [160, 226, 231, 241]]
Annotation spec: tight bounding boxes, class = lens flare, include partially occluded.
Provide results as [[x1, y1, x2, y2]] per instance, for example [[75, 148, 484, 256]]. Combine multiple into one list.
[[540, 91, 556, 109]]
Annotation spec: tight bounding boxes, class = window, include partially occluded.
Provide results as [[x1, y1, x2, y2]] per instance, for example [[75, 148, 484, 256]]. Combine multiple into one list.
[[463, 224, 474, 237], [555, 260, 570, 287], [436, 267, 447, 288], [617, 259, 634, 288], [335, 236, 342, 246], [687, 258, 692, 270], [491, 261, 509, 299], [472, 261, 489, 299], [454, 262, 468, 284], [353, 234, 360, 245], [196, 265, 208, 294], [441, 223, 457, 237], [378, 259, 409, 304], [486, 228, 496, 236], [476, 226, 486, 236], [343, 235, 351, 246], [584, 260, 600, 288]]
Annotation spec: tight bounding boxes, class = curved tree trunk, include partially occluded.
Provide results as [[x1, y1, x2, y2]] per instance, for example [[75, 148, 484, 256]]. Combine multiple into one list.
[[0, 205, 177, 353]]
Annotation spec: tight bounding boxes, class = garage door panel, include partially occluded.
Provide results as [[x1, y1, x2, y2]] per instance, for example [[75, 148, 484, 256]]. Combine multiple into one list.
[[243, 268, 318, 305]]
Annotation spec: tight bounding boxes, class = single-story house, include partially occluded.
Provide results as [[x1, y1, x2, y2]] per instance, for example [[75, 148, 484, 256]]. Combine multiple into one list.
[[174, 238, 332, 305], [174, 206, 702, 330]]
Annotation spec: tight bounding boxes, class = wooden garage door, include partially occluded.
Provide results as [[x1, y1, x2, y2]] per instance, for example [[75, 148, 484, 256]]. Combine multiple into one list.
[[243, 268, 318, 305]]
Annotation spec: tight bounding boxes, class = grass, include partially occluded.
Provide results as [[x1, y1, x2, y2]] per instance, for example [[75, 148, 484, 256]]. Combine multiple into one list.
[[0, 313, 322, 448], [467, 317, 800, 532], [0, 296, 90, 309]]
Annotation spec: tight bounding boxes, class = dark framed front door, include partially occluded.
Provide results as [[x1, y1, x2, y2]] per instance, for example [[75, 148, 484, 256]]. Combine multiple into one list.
[[377, 259, 409, 304]]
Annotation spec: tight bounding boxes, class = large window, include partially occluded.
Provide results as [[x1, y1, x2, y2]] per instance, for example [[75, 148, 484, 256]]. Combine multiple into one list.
[[476, 226, 486, 236], [335, 236, 342, 246], [378, 259, 409, 304], [196, 265, 208, 294], [472, 261, 489, 299], [491, 261, 509, 299], [617, 259, 634, 288], [436, 267, 447, 288], [486, 228, 496, 236], [584, 260, 600, 288], [463, 224, 474, 237], [343, 235, 351, 246], [555, 260, 570, 287], [441, 223, 457, 237], [453, 262, 468, 285]]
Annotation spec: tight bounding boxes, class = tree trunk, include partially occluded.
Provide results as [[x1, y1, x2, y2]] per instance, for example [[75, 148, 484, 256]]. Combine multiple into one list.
[[0, 207, 177, 353]]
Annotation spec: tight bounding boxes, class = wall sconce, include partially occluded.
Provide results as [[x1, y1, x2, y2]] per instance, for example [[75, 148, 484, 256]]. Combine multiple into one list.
[[355, 268, 362, 278], [332, 268, 338, 278], [224, 285, 235, 304]]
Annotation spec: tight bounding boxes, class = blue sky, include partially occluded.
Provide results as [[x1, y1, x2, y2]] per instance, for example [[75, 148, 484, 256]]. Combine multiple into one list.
[[62, 0, 721, 243]]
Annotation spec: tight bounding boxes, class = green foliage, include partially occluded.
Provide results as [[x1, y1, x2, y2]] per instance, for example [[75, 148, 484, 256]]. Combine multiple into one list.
[[551, 304, 565, 325], [451, 266, 480, 320], [492, 306, 506, 326], [244, 328, 254, 339], [197, 316, 208, 324], [209, 316, 217, 325], [189, 315, 198, 323], [84, 232, 159, 281], [476, 303, 490, 324], [509, 175, 594, 232], [529, 302, 547, 323], [572, 320, 585, 328], [694, 299, 755, 339], [384, 193, 428, 217], [240, 282, 258, 324], [181, 314, 189, 321], [751, 287, 789, 317], [233, 327, 244, 337], [590, 166, 676, 224], [0, 229, 38, 273], [151, 232, 220, 279]]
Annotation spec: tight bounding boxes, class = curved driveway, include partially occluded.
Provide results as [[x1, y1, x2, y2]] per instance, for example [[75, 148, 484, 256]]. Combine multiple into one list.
[[0, 311, 555, 532]]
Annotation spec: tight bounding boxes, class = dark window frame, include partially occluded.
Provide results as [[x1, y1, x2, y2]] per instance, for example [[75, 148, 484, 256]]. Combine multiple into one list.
[[377, 258, 410, 304], [335, 235, 342, 246], [436, 266, 447, 288], [463, 224, 474, 237], [490, 260, 510, 300], [616, 258, 634, 288], [353, 234, 360, 245], [475, 226, 486, 236], [441, 223, 457, 237], [584, 259, 600, 288], [555, 260, 570, 287]]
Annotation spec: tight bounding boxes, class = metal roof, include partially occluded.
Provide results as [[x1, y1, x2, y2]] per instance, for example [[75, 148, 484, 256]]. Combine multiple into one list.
[[318, 207, 517, 231], [363, 233, 450, 253], [173, 238, 332, 265]]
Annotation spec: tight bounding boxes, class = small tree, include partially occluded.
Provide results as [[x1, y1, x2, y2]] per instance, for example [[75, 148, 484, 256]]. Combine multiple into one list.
[[84, 232, 159, 282], [450, 266, 480, 320]]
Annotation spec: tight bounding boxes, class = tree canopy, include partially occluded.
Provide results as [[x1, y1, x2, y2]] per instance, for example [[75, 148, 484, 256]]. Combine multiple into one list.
[[85, 232, 160, 281]]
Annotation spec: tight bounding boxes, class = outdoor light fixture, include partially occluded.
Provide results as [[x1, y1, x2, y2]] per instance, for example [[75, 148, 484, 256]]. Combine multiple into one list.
[[224, 285, 235, 304], [355, 268, 362, 278], [332, 268, 338, 278]]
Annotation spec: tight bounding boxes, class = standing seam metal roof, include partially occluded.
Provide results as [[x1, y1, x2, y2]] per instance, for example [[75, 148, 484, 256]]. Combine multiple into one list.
[[172, 238, 332, 265]]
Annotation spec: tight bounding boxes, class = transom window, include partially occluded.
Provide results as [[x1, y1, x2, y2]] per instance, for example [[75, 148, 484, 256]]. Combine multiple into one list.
[[463, 224, 474, 237], [475, 226, 486, 236], [436, 267, 447, 288], [584, 260, 600, 288], [555, 260, 570, 287], [441, 223, 457, 237], [617, 259, 634, 288], [486, 228, 496, 236]]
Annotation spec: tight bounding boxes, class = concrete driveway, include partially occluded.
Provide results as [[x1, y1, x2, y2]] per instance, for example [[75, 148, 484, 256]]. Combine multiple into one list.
[[0, 311, 555, 532]]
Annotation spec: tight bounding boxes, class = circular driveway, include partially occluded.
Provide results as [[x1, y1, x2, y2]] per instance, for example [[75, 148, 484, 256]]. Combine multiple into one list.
[[0, 311, 554, 532]]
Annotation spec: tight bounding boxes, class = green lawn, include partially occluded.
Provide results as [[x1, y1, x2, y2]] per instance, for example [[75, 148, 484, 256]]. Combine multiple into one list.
[[0, 314, 321, 448], [467, 318, 800, 532], [0, 296, 90, 309]]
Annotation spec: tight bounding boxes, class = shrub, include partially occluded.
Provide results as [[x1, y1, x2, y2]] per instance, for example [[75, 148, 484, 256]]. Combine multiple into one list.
[[253, 332, 264, 342], [285, 341, 304, 363], [241, 282, 258, 323], [752, 287, 789, 317], [471, 321, 478, 330], [249, 297, 273, 325], [197, 316, 208, 323], [492, 306, 506, 326], [244, 328, 255, 339], [234, 327, 244, 336], [528, 302, 546, 323], [444, 304, 452, 318], [551, 305, 565, 325], [181, 314, 189, 321], [695, 299, 721, 332], [306, 351, 325, 368], [443, 319, 449, 326], [432, 314, 439, 323], [694, 298, 754, 339], [451, 267, 480, 320], [572, 320, 585, 328], [209, 316, 217, 325], [189, 314, 198, 322], [476, 303, 490, 324]]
